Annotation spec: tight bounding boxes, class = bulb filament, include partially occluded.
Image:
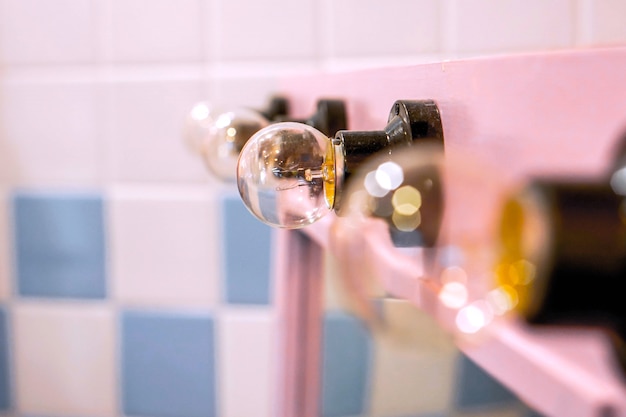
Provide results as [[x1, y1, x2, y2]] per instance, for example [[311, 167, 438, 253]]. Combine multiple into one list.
[[266, 142, 336, 209], [272, 167, 327, 191]]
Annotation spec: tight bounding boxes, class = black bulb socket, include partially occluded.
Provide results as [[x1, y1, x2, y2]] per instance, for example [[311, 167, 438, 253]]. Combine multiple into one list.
[[258, 96, 290, 121], [509, 137, 626, 377], [333, 99, 444, 213], [275, 98, 348, 137]]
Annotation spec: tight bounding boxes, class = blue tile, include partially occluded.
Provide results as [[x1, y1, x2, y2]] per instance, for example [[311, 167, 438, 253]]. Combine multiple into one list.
[[122, 310, 216, 417], [222, 196, 272, 304], [453, 353, 518, 410], [321, 310, 372, 417], [12, 191, 106, 299], [0, 307, 10, 410]]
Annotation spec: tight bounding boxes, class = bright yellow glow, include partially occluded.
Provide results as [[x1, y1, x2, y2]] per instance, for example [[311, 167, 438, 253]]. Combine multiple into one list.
[[390, 185, 423, 231], [392, 185, 422, 215], [226, 127, 237, 141], [495, 198, 539, 316], [512, 259, 536, 285], [391, 209, 421, 232], [486, 286, 518, 315], [323, 140, 336, 209]]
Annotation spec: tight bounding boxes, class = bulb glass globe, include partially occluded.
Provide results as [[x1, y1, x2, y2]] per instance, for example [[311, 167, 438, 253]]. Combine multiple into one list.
[[237, 122, 337, 229], [202, 108, 269, 181], [333, 145, 531, 336]]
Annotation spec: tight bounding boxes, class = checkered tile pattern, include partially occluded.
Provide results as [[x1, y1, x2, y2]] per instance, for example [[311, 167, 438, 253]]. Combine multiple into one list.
[[1, 0, 619, 415]]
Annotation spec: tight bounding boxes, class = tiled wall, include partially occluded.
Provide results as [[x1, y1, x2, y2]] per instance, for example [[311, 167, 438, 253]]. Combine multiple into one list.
[[0, 1, 625, 417], [320, 255, 540, 417]]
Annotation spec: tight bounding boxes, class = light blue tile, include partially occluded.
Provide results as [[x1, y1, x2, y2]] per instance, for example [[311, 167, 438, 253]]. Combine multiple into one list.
[[122, 310, 216, 417], [321, 310, 373, 417], [222, 196, 272, 305], [453, 353, 518, 410], [0, 307, 9, 411], [12, 191, 106, 299]]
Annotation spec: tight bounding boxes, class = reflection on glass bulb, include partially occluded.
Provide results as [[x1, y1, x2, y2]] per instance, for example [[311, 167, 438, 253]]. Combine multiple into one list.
[[237, 122, 339, 228], [183, 101, 216, 154], [456, 300, 494, 334], [204, 108, 269, 181]]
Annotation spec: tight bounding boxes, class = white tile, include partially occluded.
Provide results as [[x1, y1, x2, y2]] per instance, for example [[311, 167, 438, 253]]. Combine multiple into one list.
[[104, 79, 210, 182], [212, 0, 316, 61], [212, 75, 280, 110], [109, 185, 220, 308], [13, 302, 116, 416], [108, 0, 204, 63], [0, 190, 10, 301], [0, 80, 100, 186], [588, 0, 626, 45], [218, 309, 277, 417], [446, 0, 574, 54], [0, 0, 97, 64], [321, 54, 446, 73], [369, 300, 458, 417], [325, 0, 440, 57]]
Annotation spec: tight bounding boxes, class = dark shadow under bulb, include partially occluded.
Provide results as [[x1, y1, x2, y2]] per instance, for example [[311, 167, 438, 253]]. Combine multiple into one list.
[[236, 100, 444, 229]]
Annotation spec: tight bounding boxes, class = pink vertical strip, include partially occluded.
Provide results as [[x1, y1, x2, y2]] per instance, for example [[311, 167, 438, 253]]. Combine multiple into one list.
[[275, 229, 324, 417]]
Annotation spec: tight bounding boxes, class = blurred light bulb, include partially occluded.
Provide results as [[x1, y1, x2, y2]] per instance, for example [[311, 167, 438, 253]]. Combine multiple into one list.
[[237, 122, 339, 228], [183, 103, 270, 181], [204, 108, 269, 181], [331, 137, 626, 373], [330, 144, 527, 337]]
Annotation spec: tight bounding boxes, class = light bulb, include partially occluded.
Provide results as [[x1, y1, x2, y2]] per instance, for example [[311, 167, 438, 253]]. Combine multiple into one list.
[[236, 99, 444, 229], [332, 137, 626, 378], [331, 144, 520, 337], [237, 122, 339, 229], [202, 108, 270, 181], [496, 175, 626, 376], [183, 103, 270, 181]]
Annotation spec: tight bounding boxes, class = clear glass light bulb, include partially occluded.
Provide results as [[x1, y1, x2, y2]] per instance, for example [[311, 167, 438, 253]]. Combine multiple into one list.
[[203, 108, 269, 181], [183, 103, 270, 181], [237, 122, 338, 229], [331, 145, 525, 337]]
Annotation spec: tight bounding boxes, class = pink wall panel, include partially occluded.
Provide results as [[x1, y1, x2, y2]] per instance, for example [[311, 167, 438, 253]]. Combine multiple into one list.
[[276, 46, 626, 417]]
